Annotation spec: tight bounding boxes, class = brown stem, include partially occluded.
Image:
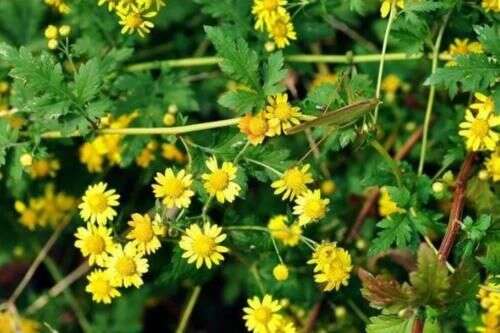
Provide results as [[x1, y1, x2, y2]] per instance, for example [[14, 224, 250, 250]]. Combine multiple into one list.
[[437, 152, 477, 262], [412, 317, 424, 333], [303, 300, 322, 333], [345, 127, 424, 242]]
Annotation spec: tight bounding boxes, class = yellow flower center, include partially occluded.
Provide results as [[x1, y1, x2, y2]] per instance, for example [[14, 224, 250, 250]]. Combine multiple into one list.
[[272, 21, 287, 39], [126, 13, 143, 28], [304, 199, 325, 219], [87, 193, 108, 213], [164, 178, 185, 198], [192, 235, 215, 257], [263, 0, 280, 10], [283, 168, 306, 192], [85, 234, 105, 254], [249, 117, 268, 135], [116, 256, 136, 276], [92, 278, 112, 295], [134, 222, 154, 242], [208, 170, 229, 191], [254, 306, 272, 323], [470, 119, 490, 139]]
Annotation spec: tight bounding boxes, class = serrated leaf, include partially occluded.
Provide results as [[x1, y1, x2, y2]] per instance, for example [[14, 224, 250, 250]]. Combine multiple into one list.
[[262, 51, 287, 95], [369, 215, 415, 255], [366, 315, 415, 333], [475, 25, 500, 59], [218, 90, 261, 114], [72, 58, 102, 103]]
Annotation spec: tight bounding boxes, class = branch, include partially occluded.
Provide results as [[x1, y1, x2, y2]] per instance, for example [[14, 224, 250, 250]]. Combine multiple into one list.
[[412, 317, 424, 333], [437, 152, 477, 262], [303, 299, 323, 333]]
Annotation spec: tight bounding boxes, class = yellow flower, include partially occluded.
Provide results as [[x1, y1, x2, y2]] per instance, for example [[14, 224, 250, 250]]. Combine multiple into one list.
[[271, 164, 313, 201], [138, 0, 167, 10], [85, 269, 121, 304], [470, 92, 495, 115], [44, 25, 59, 39], [161, 143, 186, 163], [267, 11, 296, 49], [459, 109, 500, 151], [274, 316, 297, 333], [0, 311, 40, 333], [20, 153, 33, 167], [381, 74, 402, 102], [98, 0, 118, 11], [443, 38, 484, 66], [117, 6, 157, 37], [252, 0, 287, 31], [15, 200, 41, 230], [485, 150, 500, 182], [293, 190, 329, 226], [152, 168, 194, 208], [243, 294, 283, 333], [482, 0, 500, 12], [478, 283, 500, 313], [477, 311, 500, 333], [308, 242, 352, 292], [378, 187, 403, 217], [75, 223, 114, 266], [79, 182, 120, 225], [267, 215, 302, 247], [179, 222, 229, 269], [239, 112, 270, 145], [136, 141, 157, 168], [105, 242, 149, 288], [380, 0, 404, 18], [80, 142, 104, 172], [202, 157, 241, 203], [320, 180, 336, 195], [311, 72, 337, 89], [273, 264, 289, 281], [265, 93, 302, 136], [29, 158, 60, 179], [126, 213, 165, 254]]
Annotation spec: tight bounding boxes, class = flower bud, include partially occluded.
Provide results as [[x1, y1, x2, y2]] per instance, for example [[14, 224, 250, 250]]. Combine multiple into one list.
[[20, 153, 33, 167], [273, 264, 289, 281], [163, 113, 176, 126]]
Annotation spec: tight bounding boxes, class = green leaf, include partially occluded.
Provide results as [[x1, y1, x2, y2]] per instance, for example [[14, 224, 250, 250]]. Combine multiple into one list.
[[262, 51, 287, 96], [366, 314, 415, 333], [386, 186, 411, 208], [218, 90, 262, 114], [475, 25, 500, 59], [369, 215, 415, 255], [72, 58, 102, 103]]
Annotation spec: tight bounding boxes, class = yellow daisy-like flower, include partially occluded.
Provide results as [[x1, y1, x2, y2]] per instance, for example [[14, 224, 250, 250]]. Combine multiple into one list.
[[443, 38, 484, 66], [267, 215, 302, 247], [179, 222, 229, 269], [136, 141, 157, 168], [239, 112, 270, 145], [79, 182, 120, 225], [80, 142, 104, 173], [252, 0, 287, 31], [265, 93, 302, 136], [126, 213, 165, 254], [243, 294, 283, 333], [117, 6, 157, 37], [274, 316, 297, 333], [0, 311, 40, 333], [271, 164, 313, 201], [485, 150, 500, 182], [202, 157, 241, 203], [97, 0, 118, 12], [138, 0, 167, 10], [308, 242, 352, 292], [152, 168, 194, 209], [380, 0, 404, 18], [105, 242, 149, 288], [29, 158, 60, 179], [267, 11, 296, 49], [85, 269, 121, 304], [459, 109, 500, 151], [293, 189, 329, 226], [477, 311, 500, 333], [482, 0, 500, 12], [15, 200, 42, 230], [470, 92, 495, 115], [74, 224, 114, 266], [378, 187, 403, 217]]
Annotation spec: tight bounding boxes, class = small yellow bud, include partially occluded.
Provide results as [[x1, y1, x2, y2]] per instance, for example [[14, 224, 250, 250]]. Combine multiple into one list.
[[478, 170, 489, 181], [59, 25, 71, 37], [442, 171, 454, 184], [355, 239, 367, 251], [265, 41, 276, 52], [405, 121, 417, 132], [48, 39, 59, 50], [273, 264, 289, 281], [13, 246, 24, 257], [44, 25, 59, 39], [20, 153, 33, 167], [163, 113, 176, 126], [321, 180, 336, 195], [168, 104, 178, 114], [432, 182, 444, 193], [59, 3, 71, 14], [0, 81, 9, 94], [334, 306, 347, 319], [280, 298, 290, 307]]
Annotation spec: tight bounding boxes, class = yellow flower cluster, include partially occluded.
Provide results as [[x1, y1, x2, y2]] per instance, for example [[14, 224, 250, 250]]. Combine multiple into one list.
[[442, 38, 483, 66], [378, 187, 403, 217], [484, 149, 500, 182], [459, 92, 499, 152], [239, 93, 303, 145], [44, 0, 70, 14], [14, 184, 76, 230], [252, 0, 297, 49], [243, 294, 297, 333], [477, 283, 500, 332], [76, 182, 165, 303], [79, 113, 137, 172], [136, 141, 187, 168], [380, 0, 404, 18], [44, 24, 71, 50], [28, 157, 60, 179], [308, 242, 352, 292], [482, 0, 500, 12], [97, 0, 166, 37], [268, 215, 302, 247], [0, 311, 40, 333]]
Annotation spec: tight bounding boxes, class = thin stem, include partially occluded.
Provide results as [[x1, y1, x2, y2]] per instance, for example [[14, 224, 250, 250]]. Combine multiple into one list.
[[346, 299, 370, 324], [373, 0, 397, 124], [418, 11, 452, 175], [244, 158, 283, 177], [250, 265, 266, 295], [175, 286, 202, 333], [270, 236, 284, 264], [178, 136, 192, 170], [201, 196, 213, 221], [233, 141, 251, 164]]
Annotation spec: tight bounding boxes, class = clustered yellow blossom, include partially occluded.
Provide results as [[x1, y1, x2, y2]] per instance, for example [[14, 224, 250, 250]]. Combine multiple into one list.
[[136, 141, 158, 168], [79, 113, 137, 172], [252, 0, 296, 48], [44, 0, 70, 14], [14, 184, 76, 230], [381, 74, 403, 103], [307, 242, 352, 291], [76, 182, 166, 303], [161, 143, 187, 163], [0, 311, 40, 333], [239, 93, 303, 145], [97, 0, 167, 37], [482, 0, 500, 12], [243, 294, 298, 333], [44, 24, 71, 50], [378, 187, 403, 217], [380, 0, 404, 18], [28, 157, 60, 179], [477, 283, 500, 332], [441, 38, 483, 66], [459, 93, 499, 152], [268, 215, 302, 247]]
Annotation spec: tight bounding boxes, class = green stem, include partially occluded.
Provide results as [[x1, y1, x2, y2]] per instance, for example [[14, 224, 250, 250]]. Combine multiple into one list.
[[418, 11, 452, 175], [373, 0, 397, 124], [175, 286, 202, 333], [244, 158, 283, 177], [370, 139, 402, 187]]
